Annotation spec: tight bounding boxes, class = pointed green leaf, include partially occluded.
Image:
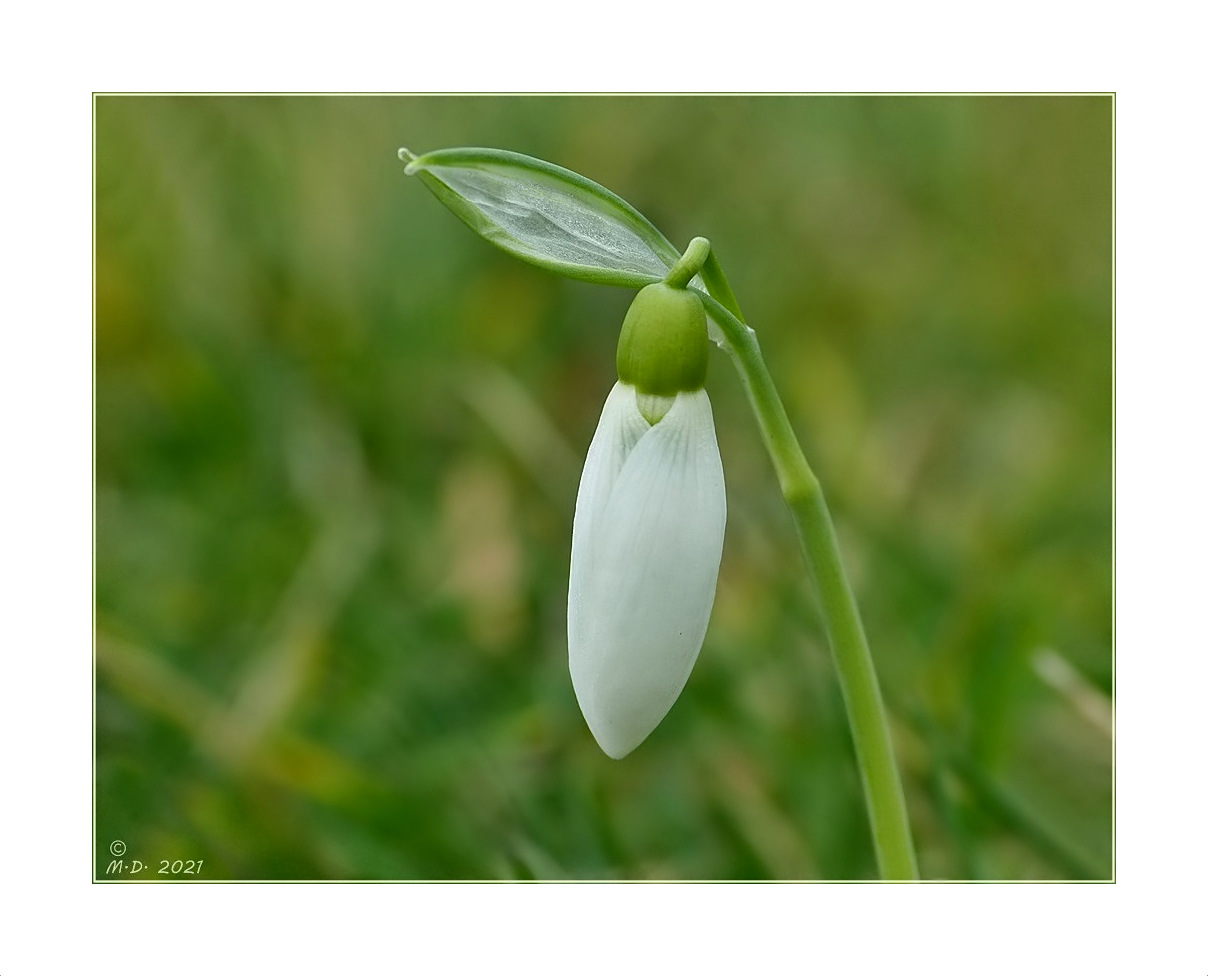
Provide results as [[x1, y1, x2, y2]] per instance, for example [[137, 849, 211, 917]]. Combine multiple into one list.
[[400, 147, 681, 288]]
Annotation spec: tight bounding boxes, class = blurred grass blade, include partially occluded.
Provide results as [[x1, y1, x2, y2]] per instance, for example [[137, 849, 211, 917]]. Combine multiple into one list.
[[400, 146, 681, 287], [905, 705, 1110, 880]]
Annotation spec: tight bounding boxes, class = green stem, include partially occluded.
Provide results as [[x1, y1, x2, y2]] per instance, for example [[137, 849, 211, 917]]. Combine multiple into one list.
[[698, 288, 919, 881]]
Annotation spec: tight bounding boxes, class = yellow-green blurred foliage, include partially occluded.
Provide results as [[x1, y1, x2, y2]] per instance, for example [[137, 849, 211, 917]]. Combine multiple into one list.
[[96, 95, 1111, 880]]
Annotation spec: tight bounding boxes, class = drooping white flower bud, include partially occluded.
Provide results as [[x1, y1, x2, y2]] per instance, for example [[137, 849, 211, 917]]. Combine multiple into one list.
[[568, 282, 726, 758]]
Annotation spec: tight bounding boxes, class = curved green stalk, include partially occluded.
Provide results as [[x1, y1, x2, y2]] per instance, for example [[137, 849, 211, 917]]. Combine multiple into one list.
[[698, 288, 919, 881]]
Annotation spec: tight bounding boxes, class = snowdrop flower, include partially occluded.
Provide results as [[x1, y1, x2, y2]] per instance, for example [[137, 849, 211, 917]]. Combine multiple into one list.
[[568, 282, 726, 758]]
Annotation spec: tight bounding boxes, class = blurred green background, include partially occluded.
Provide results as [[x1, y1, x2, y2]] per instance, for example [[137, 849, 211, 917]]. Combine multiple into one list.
[[95, 95, 1112, 880]]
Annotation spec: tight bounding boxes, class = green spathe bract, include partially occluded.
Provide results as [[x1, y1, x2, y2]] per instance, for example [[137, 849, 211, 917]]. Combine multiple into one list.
[[400, 147, 679, 288], [616, 283, 708, 397]]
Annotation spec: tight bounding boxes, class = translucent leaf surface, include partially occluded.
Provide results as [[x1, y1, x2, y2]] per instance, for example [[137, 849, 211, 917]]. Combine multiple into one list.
[[401, 147, 681, 287]]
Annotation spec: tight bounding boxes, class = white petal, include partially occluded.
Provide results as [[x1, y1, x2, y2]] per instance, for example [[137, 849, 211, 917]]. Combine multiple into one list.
[[568, 381, 649, 661], [568, 388, 726, 758]]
